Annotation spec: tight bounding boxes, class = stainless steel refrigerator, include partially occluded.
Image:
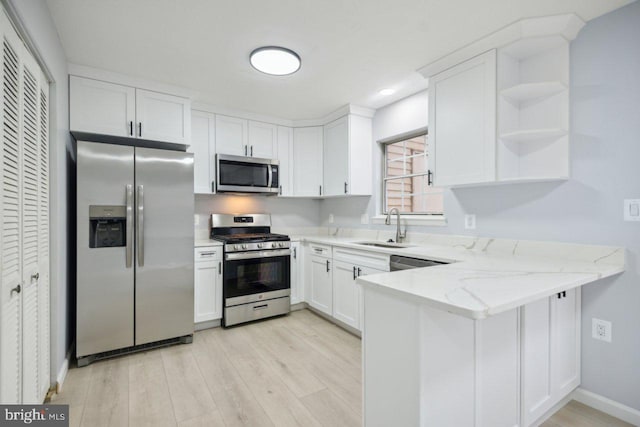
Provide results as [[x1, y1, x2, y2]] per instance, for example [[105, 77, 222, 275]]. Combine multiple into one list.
[[76, 140, 194, 365]]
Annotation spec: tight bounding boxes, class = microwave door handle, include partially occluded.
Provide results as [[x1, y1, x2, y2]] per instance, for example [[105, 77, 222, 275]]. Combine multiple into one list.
[[267, 165, 273, 188]]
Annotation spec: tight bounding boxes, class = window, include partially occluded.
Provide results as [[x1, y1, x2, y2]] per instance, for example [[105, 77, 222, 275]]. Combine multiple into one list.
[[382, 131, 443, 215]]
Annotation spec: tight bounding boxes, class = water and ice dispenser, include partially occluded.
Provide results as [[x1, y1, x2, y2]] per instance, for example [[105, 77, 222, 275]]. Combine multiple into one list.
[[89, 205, 127, 248]]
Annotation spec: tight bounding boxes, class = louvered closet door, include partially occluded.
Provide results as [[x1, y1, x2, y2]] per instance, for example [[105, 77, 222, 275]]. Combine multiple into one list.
[[0, 10, 23, 404], [37, 73, 49, 401], [20, 43, 42, 405]]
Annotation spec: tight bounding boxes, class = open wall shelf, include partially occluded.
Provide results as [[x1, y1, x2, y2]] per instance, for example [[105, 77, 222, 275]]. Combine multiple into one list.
[[500, 128, 567, 142], [501, 81, 567, 104]]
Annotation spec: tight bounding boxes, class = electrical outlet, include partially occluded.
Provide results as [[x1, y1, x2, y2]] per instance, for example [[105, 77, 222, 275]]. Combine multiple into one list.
[[328, 214, 334, 224], [464, 214, 476, 230], [361, 213, 369, 225], [624, 199, 640, 221], [592, 318, 612, 343]]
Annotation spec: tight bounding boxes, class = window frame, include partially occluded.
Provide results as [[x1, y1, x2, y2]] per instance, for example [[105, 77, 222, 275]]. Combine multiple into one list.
[[379, 127, 443, 218]]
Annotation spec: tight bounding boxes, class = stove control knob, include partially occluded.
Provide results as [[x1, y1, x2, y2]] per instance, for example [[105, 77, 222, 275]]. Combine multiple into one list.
[[257, 243, 264, 249], [279, 242, 285, 248], [272, 242, 277, 248], [242, 244, 248, 249], [232, 245, 238, 250]]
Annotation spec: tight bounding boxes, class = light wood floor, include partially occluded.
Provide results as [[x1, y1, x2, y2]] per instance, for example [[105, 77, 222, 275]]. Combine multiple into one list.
[[53, 309, 632, 427]]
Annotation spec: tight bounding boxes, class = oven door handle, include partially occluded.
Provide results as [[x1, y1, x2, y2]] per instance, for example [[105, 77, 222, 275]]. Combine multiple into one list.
[[225, 249, 291, 261]]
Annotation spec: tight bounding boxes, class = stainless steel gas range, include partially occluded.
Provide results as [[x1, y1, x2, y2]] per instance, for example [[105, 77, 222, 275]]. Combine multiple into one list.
[[210, 214, 291, 327]]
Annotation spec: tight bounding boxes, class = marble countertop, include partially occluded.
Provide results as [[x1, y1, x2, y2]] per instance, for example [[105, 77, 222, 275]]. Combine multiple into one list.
[[296, 234, 625, 320], [194, 239, 223, 248]]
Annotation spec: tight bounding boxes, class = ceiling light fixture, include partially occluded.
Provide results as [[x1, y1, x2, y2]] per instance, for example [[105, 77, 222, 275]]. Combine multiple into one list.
[[250, 46, 301, 76], [379, 88, 396, 96]]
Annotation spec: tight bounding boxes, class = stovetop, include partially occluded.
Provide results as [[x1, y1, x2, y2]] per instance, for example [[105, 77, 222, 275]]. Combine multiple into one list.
[[211, 233, 290, 245]]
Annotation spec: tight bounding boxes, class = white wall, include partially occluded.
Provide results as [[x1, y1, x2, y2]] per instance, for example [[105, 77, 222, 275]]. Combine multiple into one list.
[[4, 0, 73, 385], [321, 1, 640, 411], [195, 195, 320, 237]]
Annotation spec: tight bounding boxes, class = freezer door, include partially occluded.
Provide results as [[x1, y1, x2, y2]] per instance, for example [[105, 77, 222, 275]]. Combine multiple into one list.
[[76, 141, 135, 357], [134, 147, 194, 344]]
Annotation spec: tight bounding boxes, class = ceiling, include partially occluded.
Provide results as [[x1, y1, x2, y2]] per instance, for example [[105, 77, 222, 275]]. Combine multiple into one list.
[[46, 0, 632, 120]]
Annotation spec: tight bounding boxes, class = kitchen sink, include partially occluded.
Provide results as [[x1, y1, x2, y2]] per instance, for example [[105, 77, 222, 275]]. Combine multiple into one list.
[[353, 241, 415, 249]]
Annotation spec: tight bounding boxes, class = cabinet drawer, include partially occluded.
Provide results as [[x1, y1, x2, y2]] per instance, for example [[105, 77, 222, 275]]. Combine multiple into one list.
[[307, 242, 332, 258], [333, 247, 390, 271], [195, 247, 222, 262]]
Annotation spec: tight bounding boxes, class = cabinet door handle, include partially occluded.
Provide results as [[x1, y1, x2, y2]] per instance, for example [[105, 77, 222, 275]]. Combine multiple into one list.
[[557, 293, 562, 299], [218, 261, 222, 274], [250, 146, 253, 157], [10, 283, 21, 296], [326, 260, 330, 272], [427, 170, 433, 186], [319, 185, 322, 196], [31, 272, 40, 282], [211, 181, 215, 193], [344, 182, 348, 194], [138, 122, 142, 137], [279, 185, 282, 195], [244, 145, 248, 156], [353, 266, 357, 280], [129, 121, 133, 136], [357, 267, 362, 277], [293, 247, 297, 259]]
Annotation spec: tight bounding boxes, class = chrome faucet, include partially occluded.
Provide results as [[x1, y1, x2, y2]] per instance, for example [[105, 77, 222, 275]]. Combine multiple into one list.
[[385, 207, 406, 243]]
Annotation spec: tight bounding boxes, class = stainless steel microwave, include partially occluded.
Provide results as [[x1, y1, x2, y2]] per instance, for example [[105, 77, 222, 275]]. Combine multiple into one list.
[[216, 154, 279, 194]]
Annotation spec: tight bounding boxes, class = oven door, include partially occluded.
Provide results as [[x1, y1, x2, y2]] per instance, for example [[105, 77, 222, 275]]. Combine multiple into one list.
[[223, 249, 291, 306], [216, 154, 279, 193]]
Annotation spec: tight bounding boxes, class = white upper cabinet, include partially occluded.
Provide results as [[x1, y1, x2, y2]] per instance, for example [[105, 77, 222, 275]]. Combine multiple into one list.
[[293, 126, 323, 197], [70, 76, 135, 137], [70, 76, 190, 145], [135, 88, 190, 144], [276, 126, 293, 196], [323, 116, 349, 196], [421, 14, 584, 187], [428, 50, 497, 187], [248, 121, 277, 158], [189, 110, 215, 194], [214, 115, 248, 156], [323, 114, 373, 196]]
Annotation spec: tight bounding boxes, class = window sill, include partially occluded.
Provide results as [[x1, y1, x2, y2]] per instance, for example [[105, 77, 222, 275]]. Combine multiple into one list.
[[371, 215, 447, 227]]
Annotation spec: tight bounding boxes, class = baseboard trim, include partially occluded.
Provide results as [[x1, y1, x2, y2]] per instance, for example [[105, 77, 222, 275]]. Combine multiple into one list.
[[572, 387, 640, 426], [55, 355, 69, 393], [531, 393, 575, 427], [194, 319, 221, 331]]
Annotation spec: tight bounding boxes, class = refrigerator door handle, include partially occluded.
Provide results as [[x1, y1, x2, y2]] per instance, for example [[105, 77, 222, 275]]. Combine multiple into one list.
[[126, 184, 133, 268], [137, 185, 144, 267]]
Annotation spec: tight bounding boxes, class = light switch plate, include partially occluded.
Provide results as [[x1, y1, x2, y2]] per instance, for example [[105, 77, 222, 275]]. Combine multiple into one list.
[[464, 214, 476, 230], [624, 199, 640, 221]]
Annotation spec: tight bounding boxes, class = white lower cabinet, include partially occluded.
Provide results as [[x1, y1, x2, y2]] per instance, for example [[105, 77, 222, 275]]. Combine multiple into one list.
[[302, 244, 389, 331], [305, 244, 333, 315], [332, 261, 361, 328], [521, 288, 580, 425], [333, 262, 385, 331], [290, 242, 303, 304], [194, 247, 223, 323]]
